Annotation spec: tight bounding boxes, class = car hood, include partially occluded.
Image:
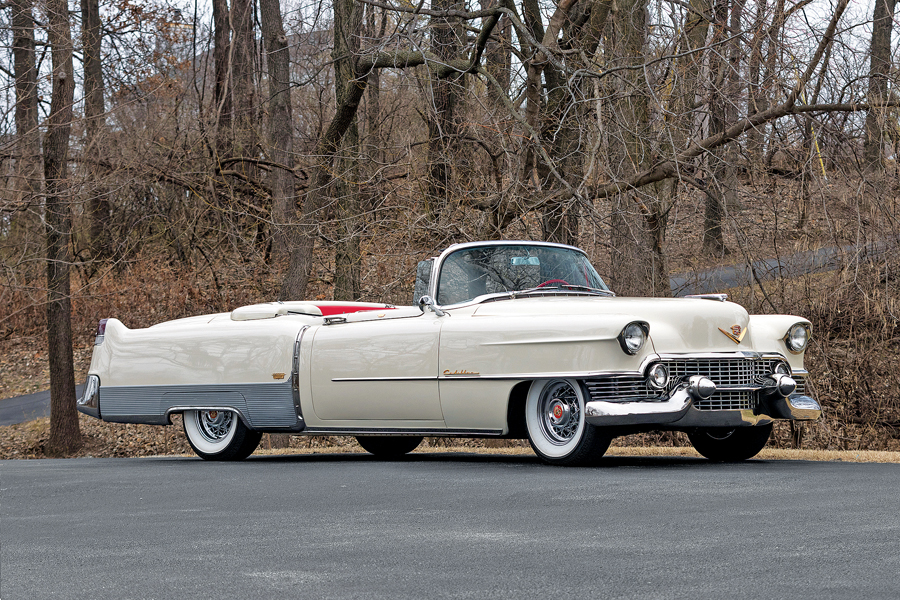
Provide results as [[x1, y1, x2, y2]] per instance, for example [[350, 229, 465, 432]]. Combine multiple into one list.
[[471, 296, 754, 353]]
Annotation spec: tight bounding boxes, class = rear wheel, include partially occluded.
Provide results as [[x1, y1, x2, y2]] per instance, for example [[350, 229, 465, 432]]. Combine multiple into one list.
[[356, 435, 423, 458], [182, 409, 262, 461], [525, 379, 611, 466], [687, 424, 773, 462]]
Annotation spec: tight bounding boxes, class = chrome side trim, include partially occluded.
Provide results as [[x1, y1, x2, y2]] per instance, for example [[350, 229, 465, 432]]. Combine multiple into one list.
[[292, 326, 309, 429], [166, 406, 252, 429], [333, 376, 438, 382], [303, 427, 504, 437]]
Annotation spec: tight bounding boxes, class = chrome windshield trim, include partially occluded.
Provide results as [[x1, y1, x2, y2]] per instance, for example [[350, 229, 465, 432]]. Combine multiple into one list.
[[429, 240, 612, 307], [291, 326, 310, 427]]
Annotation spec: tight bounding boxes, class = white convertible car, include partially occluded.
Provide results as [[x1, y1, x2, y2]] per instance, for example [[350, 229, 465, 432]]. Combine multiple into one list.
[[78, 241, 820, 465]]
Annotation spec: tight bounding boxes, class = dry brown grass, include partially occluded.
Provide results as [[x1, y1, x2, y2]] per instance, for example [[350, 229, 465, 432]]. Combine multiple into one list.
[[3, 177, 900, 453], [4, 413, 900, 463]]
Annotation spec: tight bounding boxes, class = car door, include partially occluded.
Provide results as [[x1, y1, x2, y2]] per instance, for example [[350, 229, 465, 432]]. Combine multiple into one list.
[[308, 311, 444, 422]]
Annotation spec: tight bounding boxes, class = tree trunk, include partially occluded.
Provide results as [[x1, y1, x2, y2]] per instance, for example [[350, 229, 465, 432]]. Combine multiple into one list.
[[231, 0, 257, 142], [863, 0, 898, 172], [12, 0, 40, 206], [259, 0, 296, 260], [747, 0, 767, 164], [702, 0, 734, 257], [331, 0, 363, 301], [213, 0, 233, 150], [81, 0, 110, 258], [44, 0, 82, 456], [426, 0, 463, 216]]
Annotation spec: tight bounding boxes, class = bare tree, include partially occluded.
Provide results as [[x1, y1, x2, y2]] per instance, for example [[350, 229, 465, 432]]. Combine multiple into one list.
[[11, 0, 39, 207], [44, 0, 82, 455], [863, 0, 898, 172], [213, 0, 233, 151], [82, 0, 110, 258], [259, 0, 296, 260]]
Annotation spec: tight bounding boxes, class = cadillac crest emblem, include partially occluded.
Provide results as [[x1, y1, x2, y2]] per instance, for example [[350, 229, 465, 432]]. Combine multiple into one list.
[[719, 324, 747, 344]]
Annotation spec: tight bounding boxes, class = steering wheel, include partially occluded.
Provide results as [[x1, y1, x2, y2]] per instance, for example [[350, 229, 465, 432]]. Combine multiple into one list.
[[536, 279, 570, 288]]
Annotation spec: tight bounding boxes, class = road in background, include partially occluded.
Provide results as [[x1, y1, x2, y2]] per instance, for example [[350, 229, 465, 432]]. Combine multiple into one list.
[[2, 453, 898, 599], [0, 384, 83, 426]]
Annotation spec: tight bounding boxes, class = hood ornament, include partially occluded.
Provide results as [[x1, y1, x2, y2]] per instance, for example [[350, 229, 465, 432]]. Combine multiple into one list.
[[719, 324, 747, 344]]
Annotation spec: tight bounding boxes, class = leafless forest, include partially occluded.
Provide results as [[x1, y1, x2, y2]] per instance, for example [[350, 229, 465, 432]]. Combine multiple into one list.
[[2, 0, 900, 454]]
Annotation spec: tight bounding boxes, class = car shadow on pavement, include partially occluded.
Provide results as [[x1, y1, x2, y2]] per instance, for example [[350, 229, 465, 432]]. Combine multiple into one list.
[[231, 452, 774, 468]]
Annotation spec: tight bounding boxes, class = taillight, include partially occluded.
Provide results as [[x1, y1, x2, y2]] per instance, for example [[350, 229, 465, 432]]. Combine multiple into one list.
[[95, 318, 109, 345]]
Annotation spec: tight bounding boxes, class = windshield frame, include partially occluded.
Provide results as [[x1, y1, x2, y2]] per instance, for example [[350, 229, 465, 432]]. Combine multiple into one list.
[[429, 241, 613, 308]]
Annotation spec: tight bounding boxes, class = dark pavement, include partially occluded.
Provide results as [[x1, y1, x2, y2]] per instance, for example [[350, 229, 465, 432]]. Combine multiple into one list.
[[2, 453, 899, 599]]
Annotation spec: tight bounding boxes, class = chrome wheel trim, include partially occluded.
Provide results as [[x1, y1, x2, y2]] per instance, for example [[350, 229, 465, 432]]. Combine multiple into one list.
[[184, 409, 239, 455], [526, 379, 586, 458]]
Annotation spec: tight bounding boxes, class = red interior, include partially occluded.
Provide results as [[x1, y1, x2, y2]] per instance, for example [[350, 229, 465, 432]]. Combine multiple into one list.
[[313, 304, 396, 317]]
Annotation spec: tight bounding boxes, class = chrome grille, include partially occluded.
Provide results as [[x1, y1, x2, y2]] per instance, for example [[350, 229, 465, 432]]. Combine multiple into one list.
[[794, 374, 806, 394], [663, 358, 780, 388], [584, 356, 789, 411], [584, 377, 655, 402], [694, 390, 754, 411]]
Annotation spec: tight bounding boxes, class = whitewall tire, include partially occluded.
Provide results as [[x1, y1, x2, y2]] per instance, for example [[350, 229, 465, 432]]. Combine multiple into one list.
[[525, 379, 611, 466], [182, 409, 262, 461]]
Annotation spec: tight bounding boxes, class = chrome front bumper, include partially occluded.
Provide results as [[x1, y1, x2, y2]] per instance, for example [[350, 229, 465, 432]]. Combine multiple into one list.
[[584, 382, 821, 428]]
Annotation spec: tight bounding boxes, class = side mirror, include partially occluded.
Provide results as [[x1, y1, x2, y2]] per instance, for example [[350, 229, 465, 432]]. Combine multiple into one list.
[[418, 295, 445, 317]]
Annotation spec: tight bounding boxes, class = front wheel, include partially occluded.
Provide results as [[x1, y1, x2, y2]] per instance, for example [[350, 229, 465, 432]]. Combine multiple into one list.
[[525, 379, 611, 466], [356, 436, 423, 458], [182, 409, 262, 461], [687, 424, 772, 462]]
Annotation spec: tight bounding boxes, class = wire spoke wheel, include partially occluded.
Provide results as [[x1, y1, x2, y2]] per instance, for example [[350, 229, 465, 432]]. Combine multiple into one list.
[[196, 410, 235, 443], [525, 378, 611, 466], [182, 409, 263, 461], [537, 380, 582, 445]]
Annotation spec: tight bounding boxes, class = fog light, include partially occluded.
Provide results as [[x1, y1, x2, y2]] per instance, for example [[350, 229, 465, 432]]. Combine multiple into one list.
[[774, 362, 791, 375], [647, 364, 669, 389]]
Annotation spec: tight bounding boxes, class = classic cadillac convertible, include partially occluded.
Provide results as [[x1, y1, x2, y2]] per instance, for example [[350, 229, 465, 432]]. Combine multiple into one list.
[[78, 241, 820, 465]]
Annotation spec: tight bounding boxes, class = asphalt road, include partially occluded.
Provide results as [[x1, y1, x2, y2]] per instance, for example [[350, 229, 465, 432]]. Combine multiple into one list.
[[0, 385, 83, 427], [2, 453, 899, 599]]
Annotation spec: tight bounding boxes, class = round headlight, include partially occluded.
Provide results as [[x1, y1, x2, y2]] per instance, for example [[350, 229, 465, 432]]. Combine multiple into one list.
[[774, 362, 791, 375], [785, 323, 810, 353], [647, 363, 669, 389], [620, 322, 647, 355]]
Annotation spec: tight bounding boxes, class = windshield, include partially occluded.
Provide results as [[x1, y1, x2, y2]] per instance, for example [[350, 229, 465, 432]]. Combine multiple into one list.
[[435, 245, 610, 305]]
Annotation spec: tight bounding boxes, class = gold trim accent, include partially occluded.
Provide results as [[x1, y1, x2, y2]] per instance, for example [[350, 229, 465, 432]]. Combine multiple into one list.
[[718, 325, 747, 344], [272, 373, 286, 380], [443, 369, 480, 376]]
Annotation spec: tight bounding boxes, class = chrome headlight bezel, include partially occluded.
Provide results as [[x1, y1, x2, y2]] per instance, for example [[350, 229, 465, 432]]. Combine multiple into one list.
[[618, 321, 649, 355], [774, 361, 791, 375], [784, 323, 811, 354], [646, 363, 669, 390]]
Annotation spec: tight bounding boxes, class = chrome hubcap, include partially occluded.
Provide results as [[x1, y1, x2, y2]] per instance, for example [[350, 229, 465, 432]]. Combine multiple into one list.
[[196, 410, 234, 443], [538, 380, 581, 445]]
